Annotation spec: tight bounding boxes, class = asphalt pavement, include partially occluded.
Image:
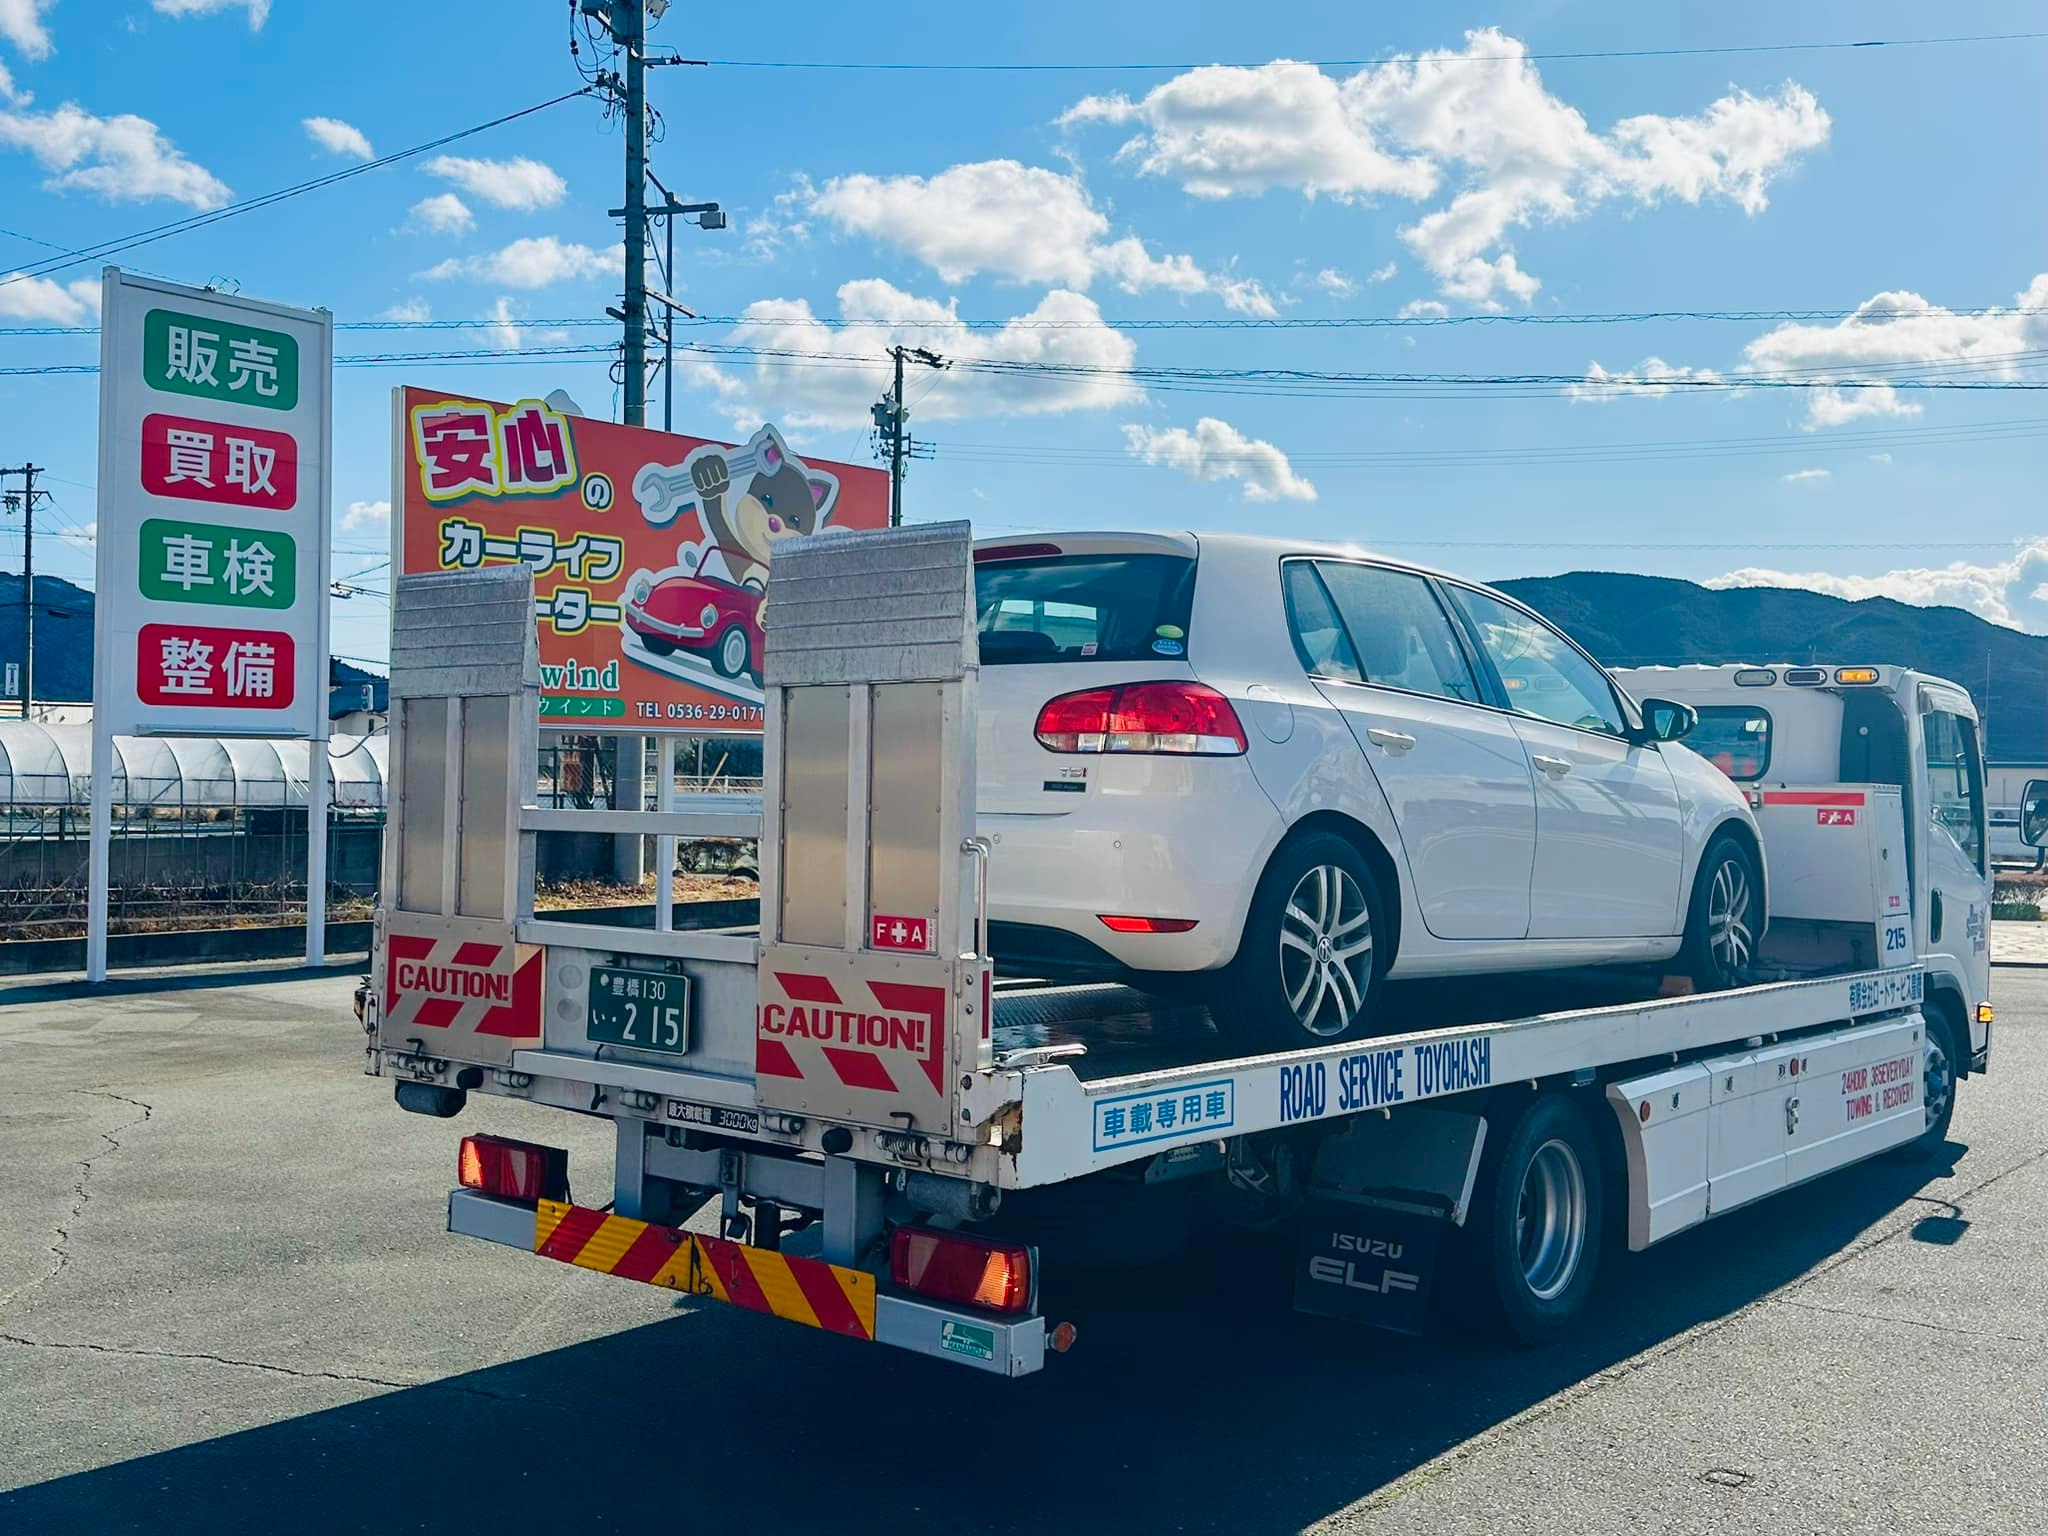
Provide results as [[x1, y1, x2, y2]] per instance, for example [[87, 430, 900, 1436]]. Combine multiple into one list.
[[1, 962, 2044, 1535]]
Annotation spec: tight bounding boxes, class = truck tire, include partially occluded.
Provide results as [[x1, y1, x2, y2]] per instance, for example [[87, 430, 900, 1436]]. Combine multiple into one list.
[[1466, 1092, 1605, 1345], [1905, 1004, 1961, 1158], [1682, 835, 1759, 991], [1217, 832, 1384, 1052]]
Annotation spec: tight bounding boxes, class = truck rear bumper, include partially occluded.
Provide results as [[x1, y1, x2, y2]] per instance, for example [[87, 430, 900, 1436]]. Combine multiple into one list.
[[446, 1190, 1047, 1376]]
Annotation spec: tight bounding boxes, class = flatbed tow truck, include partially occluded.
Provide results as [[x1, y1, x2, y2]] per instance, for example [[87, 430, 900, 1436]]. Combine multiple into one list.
[[363, 523, 1980, 1375]]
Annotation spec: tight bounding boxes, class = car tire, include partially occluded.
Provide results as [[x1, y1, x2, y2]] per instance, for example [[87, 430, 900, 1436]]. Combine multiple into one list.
[[713, 625, 750, 679], [1462, 1092, 1605, 1345], [1217, 832, 1384, 1052], [641, 636, 676, 657], [1681, 834, 1760, 991]]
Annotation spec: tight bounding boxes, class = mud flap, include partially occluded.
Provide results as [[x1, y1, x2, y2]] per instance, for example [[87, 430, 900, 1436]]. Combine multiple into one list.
[[1292, 1200, 1450, 1335]]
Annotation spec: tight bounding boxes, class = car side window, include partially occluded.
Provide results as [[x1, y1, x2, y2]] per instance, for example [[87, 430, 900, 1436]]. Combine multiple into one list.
[[1448, 586, 1627, 737], [1314, 562, 1483, 705], [1281, 561, 1364, 682]]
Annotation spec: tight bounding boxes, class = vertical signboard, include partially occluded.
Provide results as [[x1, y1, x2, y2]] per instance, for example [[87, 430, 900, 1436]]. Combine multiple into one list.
[[89, 269, 333, 979]]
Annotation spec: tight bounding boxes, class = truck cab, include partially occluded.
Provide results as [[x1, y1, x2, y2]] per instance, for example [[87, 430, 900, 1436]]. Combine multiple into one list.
[[1613, 664, 1992, 1075]]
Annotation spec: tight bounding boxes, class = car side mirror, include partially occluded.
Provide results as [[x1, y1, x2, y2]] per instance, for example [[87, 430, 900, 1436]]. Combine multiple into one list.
[[1640, 697, 1696, 744], [2022, 779, 2048, 847]]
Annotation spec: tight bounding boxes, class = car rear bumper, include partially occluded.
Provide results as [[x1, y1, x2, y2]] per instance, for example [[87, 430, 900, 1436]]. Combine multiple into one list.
[[979, 767, 1281, 974]]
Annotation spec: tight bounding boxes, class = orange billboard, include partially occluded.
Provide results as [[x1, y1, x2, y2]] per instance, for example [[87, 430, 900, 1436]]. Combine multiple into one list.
[[395, 389, 890, 730]]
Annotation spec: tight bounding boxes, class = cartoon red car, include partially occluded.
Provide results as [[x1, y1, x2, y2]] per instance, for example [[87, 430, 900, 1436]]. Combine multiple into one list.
[[624, 565, 764, 686]]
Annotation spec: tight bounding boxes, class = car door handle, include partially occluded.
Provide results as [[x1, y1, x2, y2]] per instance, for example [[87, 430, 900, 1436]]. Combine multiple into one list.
[[1531, 754, 1572, 778], [1367, 728, 1416, 755]]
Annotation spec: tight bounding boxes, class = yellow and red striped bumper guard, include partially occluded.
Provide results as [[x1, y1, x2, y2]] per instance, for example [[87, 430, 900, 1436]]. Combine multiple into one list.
[[533, 1198, 877, 1341]]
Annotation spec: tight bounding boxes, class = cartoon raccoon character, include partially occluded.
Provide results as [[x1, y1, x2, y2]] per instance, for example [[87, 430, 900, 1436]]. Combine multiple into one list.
[[688, 424, 839, 589]]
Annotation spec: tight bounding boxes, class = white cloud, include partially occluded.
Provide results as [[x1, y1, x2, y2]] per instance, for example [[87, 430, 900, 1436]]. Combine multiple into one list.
[[1063, 31, 1828, 309], [0, 271, 97, 322], [1123, 416, 1317, 502], [483, 296, 524, 351], [0, 102, 228, 208], [378, 297, 430, 323], [0, 0, 55, 59], [407, 192, 473, 235], [804, 158, 1269, 313], [423, 154, 566, 211], [0, 60, 22, 104], [1564, 355, 1724, 401], [1397, 299, 1448, 319], [684, 279, 1141, 431], [1780, 467, 1830, 483], [1708, 540, 2048, 631], [742, 174, 813, 263], [1313, 267, 1357, 298], [1743, 273, 2048, 428], [1369, 260, 1397, 282], [421, 236, 617, 289], [152, 0, 270, 27], [342, 499, 389, 531], [1869, 452, 1893, 465], [303, 115, 372, 161]]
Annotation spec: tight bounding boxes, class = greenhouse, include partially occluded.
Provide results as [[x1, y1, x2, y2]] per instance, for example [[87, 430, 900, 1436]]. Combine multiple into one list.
[[0, 724, 388, 937]]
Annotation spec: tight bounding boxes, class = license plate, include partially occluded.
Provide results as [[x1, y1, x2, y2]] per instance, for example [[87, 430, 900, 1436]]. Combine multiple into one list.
[[588, 967, 690, 1054]]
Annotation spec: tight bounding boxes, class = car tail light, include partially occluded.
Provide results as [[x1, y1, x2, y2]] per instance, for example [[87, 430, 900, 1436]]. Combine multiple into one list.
[[458, 1134, 567, 1202], [890, 1227, 1034, 1314], [1099, 914, 1199, 933], [1034, 682, 1247, 755]]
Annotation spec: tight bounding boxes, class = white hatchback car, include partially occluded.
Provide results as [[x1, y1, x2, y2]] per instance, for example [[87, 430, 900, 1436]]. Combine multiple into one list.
[[976, 532, 1766, 1051]]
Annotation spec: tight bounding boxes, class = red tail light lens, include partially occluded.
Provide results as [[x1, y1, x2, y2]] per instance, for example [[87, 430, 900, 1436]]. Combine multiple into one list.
[[1099, 915, 1199, 933], [890, 1227, 1034, 1314], [458, 1134, 568, 1202], [1033, 682, 1247, 755]]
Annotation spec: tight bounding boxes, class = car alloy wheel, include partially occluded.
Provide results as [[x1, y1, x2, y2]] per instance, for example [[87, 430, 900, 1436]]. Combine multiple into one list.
[[1706, 854, 1754, 975], [1278, 864, 1374, 1038]]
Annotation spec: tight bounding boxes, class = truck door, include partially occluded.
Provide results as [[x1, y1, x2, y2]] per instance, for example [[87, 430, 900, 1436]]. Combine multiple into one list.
[[1919, 690, 1991, 1004]]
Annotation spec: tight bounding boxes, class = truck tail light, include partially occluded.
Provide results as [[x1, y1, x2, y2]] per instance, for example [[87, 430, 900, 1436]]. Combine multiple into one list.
[[1034, 682, 1247, 756], [458, 1134, 568, 1203], [890, 1227, 1034, 1315]]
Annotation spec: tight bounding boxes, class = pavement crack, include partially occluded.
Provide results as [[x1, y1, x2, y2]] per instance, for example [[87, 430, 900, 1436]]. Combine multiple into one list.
[[1778, 1296, 2037, 1345], [0, 1330, 574, 1408], [0, 1089, 154, 1317]]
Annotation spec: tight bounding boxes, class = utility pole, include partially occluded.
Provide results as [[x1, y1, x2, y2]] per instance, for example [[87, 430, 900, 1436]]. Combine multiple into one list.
[[616, 0, 648, 426], [0, 463, 44, 719], [873, 347, 947, 527]]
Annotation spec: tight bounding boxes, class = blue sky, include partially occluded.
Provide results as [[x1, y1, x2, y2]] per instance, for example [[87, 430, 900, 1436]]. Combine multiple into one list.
[[0, 0, 2042, 670]]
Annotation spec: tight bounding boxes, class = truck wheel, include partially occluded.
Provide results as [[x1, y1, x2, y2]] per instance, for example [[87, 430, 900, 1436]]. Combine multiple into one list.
[[1467, 1093, 1604, 1345], [1907, 1006, 1961, 1157], [1218, 832, 1383, 1051], [1682, 836, 1759, 991]]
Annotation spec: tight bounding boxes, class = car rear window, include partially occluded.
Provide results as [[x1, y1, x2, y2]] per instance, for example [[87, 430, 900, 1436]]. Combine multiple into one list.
[[974, 552, 1195, 664], [1689, 704, 1772, 781]]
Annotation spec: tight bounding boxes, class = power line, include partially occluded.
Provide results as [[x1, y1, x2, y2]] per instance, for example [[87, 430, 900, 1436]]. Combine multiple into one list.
[[691, 30, 2048, 71], [8, 305, 2043, 339], [0, 88, 596, 290]]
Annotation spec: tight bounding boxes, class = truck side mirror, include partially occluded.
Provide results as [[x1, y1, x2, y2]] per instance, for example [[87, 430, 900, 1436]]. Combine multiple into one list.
[[1640, 698, 1696, 744], [2022, 779, 2048, 847]]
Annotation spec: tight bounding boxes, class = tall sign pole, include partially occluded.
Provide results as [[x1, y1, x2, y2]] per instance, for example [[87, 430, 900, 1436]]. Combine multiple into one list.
[[90, 269, 333, 981]]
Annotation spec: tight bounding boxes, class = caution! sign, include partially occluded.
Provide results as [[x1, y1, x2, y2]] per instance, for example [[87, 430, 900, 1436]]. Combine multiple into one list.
[[383, 928, 543, 1059], [754, 953, 957, 1131]]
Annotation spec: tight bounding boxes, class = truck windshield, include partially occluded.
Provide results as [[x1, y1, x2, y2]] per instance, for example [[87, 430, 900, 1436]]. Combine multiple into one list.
[[974, 552, 1195, 665], [1689, 705, 1772, 781]]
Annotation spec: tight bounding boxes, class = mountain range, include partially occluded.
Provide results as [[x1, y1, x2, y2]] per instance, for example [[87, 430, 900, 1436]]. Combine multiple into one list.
[[4, 568, 2040, 758]]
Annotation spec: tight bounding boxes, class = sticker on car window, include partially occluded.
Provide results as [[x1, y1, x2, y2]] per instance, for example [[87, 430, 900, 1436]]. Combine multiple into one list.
[[1155, 624, 1185, 640], [1152, 638, 1184, 656]]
